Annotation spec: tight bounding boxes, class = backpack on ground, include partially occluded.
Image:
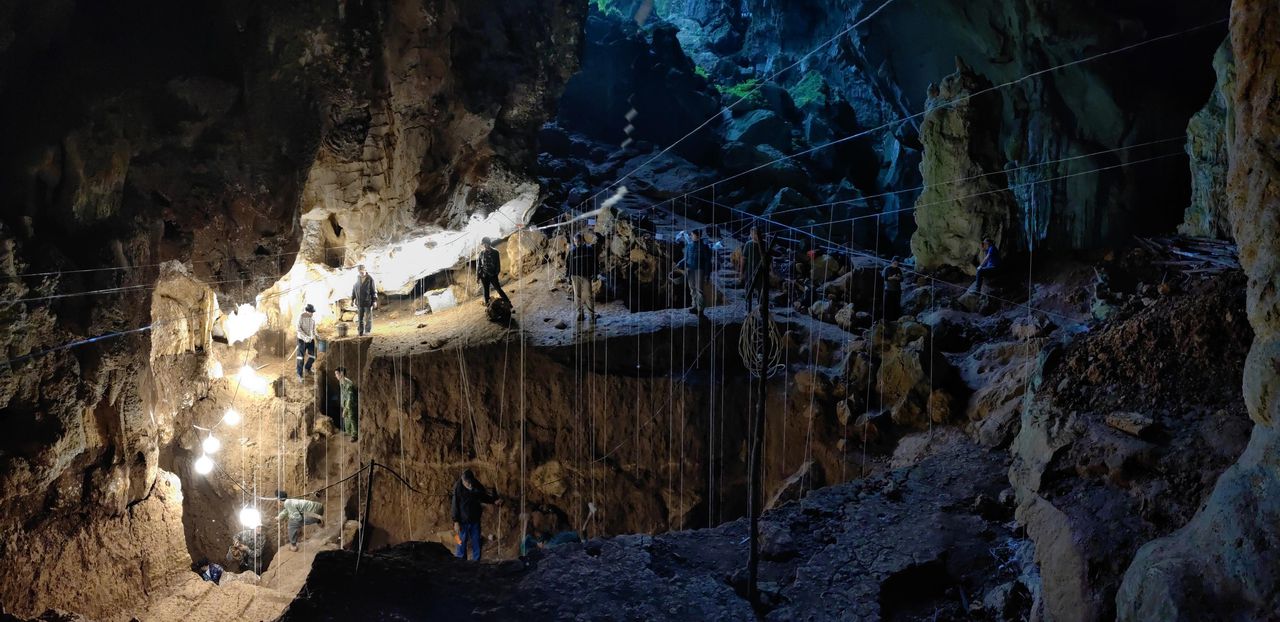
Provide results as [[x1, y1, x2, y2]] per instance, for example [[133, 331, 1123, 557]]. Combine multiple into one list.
[[486, 298, 513, 323]]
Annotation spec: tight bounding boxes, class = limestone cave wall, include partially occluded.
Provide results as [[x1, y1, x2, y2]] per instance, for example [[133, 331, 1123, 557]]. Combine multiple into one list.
[[1117, 2, 1280, 618], [0, 0, 584, 618]]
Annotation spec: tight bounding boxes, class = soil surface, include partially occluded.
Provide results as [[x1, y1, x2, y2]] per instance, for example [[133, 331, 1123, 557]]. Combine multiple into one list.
[[280, 432, 1024, 622]]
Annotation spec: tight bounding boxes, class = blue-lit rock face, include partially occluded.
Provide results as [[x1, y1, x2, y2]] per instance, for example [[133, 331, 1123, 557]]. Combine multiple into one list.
[[545, 0, 1227, 261]]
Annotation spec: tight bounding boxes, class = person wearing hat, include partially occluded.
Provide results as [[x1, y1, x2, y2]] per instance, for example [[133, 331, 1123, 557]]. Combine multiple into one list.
[[351, 265, 378, 336], [881, 257, 904, 323], [476, 238, 510, 308], [296, 303, 317, 380]]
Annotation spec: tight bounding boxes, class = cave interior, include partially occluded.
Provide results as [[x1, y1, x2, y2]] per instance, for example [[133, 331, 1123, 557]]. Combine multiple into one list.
[[1, 0, 1278, 620]]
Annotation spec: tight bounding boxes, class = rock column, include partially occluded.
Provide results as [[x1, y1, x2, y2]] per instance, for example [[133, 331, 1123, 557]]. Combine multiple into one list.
[[909, 58, 1015, 273]]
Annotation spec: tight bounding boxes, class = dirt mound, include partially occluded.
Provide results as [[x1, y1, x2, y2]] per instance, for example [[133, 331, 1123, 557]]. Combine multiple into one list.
[[1044, 273, 1251, 415], [1010, 272, 1253, 620]]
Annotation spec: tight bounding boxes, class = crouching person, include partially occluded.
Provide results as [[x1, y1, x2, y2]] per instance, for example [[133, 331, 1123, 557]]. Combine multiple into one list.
[[227, 525, 266, 572], [276, 491, 324, 552]]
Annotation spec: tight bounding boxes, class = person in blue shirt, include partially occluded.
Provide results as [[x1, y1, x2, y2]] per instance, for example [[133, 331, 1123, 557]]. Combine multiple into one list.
[[974, 238, 1000, 292], [677, 229, 714, 317], [193, 558, 223, 585]]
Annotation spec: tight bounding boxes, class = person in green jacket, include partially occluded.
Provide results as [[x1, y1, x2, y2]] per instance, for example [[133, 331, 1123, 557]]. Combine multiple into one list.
[[335, 367, 357, 440], [276, 492, 324, 551]]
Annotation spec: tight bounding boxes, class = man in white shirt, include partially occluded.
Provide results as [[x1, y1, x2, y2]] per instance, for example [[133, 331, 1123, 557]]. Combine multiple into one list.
[[296, 304, 317, 380]]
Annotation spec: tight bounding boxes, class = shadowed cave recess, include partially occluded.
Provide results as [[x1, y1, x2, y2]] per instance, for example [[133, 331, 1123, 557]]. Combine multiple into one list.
[[1, 0, 1278, 620]]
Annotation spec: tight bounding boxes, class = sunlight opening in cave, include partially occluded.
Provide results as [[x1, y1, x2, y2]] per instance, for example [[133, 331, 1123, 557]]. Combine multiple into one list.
[[351, 188, 539, 292], [222, 303, 267, 344]]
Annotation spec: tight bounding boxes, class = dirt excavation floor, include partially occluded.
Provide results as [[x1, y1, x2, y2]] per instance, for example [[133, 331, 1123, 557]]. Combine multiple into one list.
[[279, 431, 1024, 621]]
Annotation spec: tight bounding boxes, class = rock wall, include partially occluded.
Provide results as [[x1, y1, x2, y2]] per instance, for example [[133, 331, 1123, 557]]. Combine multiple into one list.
[[860, 0, 1228, 254], [0, 0, 585, 617], [314, 327, 833, 555], [1179, 38, 1236, 240], [548, 0, 1226, 263], [1117, 2, 1280, 619], [0, 473, 190, 620], [299, 0, 585, 262]]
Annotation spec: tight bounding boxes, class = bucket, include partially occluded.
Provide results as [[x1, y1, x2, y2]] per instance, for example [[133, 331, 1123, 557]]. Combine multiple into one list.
[[335, 323, 349, 338]]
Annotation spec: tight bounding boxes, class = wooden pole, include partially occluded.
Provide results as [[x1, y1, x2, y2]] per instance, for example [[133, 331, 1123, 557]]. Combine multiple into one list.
[[356, 461, 376, 574], [747, 248, 770, 606]]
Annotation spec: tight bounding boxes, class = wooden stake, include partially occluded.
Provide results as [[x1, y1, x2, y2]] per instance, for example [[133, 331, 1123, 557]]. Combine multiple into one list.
[[747, 248, 771, 606], [356, 461, 376, 574]]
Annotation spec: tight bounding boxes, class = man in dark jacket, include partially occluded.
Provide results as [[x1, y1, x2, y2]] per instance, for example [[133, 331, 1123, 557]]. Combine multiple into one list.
[[451, 469, 502, 560], [973, 238, 1000, 293], [740, 226, 766, 309], [677, 229, 714, 317], [477, 238, 511, 307], [351, 265, 377, 336], [565, 232, 598, 322]]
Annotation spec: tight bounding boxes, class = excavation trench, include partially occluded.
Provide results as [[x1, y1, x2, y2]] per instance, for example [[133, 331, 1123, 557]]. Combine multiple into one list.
[[307, 318, 855, 557]]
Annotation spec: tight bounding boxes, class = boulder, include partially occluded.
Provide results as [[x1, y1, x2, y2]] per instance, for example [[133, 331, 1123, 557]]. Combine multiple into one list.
[[723, 109, 792, 152], [722, 143, 809, 190], [1104, 412, 1155, 438], [505, 228, 548, 277], [762, 187, 808, 219]]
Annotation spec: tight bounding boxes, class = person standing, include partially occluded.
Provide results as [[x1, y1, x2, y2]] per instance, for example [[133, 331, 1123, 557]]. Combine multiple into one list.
[[677, 229, 713, 317], [477, 238, 511, 307], [973, 238, 1000, 293], [451, 469, 502, 561], [741, 226, 766, 309], [296, 304, 317, 380], [565, 232, 598, 322], [227, 525, 266, 572], [351, 265, 377, 336], [275, 492, 324, 552], [335, 367, 357, 440], [882, 257, 904, 323]]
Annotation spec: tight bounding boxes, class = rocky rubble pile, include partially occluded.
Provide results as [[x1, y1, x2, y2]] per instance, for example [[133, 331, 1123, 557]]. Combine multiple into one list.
[[1009, 274, 1252, 620]]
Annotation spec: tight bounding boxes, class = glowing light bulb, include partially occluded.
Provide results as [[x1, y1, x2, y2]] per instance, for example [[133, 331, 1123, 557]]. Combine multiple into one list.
[[222, 408, 241, 427], [202, 435, 221, 454], [194, 455, 214, 475], [238, 507, 263, 529], [236, 365, 270, 395]]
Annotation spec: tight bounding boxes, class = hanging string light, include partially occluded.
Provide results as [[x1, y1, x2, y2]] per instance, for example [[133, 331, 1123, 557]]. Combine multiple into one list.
[[238, 506, 263, 529], [194, 455, 214, 475], [222, 408, 242, 427], [202, 435, 222, 454]]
